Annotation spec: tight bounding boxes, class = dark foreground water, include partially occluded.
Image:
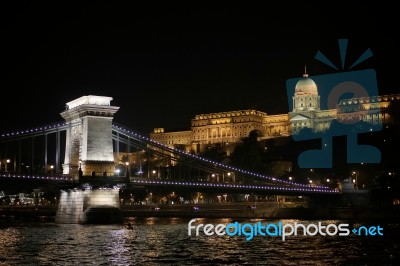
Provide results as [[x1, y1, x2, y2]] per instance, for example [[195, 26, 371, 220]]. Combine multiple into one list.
[[0, 218, 399, 265]]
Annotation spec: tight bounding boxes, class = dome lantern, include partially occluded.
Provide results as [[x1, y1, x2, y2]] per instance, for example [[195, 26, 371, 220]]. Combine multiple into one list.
[[294, 68, 318, 96]]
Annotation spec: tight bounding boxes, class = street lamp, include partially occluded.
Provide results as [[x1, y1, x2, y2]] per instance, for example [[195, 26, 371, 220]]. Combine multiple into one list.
[[50, 165, 54, 174], [125, 162, 130, 178], [5, 159, 10, 172]]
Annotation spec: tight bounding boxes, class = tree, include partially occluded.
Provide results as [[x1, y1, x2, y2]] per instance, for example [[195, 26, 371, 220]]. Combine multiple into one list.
[[387, 98, 400, 127], [230, 130, 265, 173], [200, 145, 226, 162]]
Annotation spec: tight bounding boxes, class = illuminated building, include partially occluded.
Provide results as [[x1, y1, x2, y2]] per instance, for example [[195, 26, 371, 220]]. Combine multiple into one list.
[[150, 73, 400, 153]]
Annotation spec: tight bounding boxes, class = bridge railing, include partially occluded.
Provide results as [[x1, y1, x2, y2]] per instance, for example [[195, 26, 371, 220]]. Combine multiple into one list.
[[129, 177, 339, 194], [0, 172, 73, 182], [0, 120, 86, 141]]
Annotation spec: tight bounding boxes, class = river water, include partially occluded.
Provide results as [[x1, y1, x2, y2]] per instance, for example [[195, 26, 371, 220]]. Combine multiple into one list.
[[0, 218, 399, 265]]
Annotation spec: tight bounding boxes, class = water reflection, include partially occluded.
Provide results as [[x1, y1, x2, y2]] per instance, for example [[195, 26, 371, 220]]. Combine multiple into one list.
[[0, 219, 399, 265], [0, 228, 21, 263]]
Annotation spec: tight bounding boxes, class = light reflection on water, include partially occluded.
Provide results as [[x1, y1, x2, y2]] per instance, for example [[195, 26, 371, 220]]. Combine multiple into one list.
[[0, 218, 399, 265]]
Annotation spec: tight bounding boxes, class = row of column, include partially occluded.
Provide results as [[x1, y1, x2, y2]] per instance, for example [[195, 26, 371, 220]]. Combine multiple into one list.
[[0, 130, 61, 174]]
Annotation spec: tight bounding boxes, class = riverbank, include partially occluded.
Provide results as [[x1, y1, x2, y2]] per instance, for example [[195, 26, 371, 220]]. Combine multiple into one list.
[[120, 202, 400, 221], [1, 203, 399, 222], [0, 206, 56, 222]]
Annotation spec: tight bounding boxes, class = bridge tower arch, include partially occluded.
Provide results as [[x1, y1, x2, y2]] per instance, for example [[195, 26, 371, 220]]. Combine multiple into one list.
[[60, 95, 119, 180]]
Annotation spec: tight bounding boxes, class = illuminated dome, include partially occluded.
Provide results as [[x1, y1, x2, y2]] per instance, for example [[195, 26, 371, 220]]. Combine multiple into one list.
[[295, 73, 318, 95]]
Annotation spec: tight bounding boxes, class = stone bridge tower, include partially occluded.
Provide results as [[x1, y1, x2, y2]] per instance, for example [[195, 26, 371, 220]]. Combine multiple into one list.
[[60, 95, 119, 180]]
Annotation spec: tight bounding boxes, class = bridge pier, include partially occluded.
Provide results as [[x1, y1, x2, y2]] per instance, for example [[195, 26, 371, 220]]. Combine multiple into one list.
[[55, 188, 122, 224]]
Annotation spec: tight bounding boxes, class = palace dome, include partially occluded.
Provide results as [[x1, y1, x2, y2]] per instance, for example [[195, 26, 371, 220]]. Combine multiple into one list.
[[295, 74, 318, 95]]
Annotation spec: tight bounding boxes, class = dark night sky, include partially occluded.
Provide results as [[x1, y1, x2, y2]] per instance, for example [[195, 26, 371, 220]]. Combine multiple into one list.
[[1, 2, 399, 135]]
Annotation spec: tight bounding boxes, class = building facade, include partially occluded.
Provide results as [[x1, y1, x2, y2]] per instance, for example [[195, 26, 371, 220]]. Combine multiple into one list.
[[150, 73, 400, 153]]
